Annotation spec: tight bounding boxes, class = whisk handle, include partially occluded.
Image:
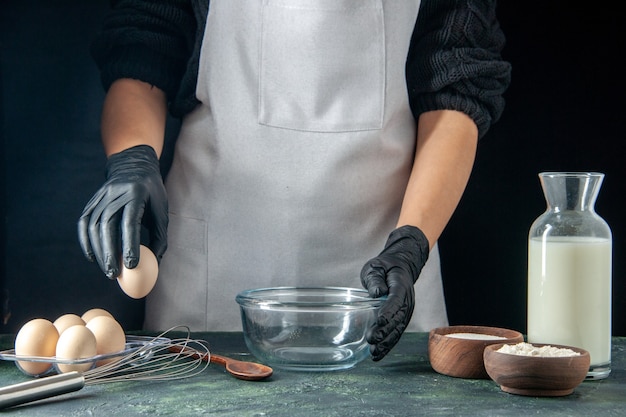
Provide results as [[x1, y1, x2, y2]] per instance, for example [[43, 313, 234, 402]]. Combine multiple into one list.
[[0, 371, 85, 409]]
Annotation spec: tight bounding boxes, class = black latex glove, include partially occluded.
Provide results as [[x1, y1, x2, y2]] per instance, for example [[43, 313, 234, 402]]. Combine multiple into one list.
[[360, 225, 429, 361], [78, 145, 168, 279]]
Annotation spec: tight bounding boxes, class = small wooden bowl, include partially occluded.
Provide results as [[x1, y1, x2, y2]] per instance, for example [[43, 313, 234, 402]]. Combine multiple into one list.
[[428, 325, 524, 379], [483, 343, 590, 397]]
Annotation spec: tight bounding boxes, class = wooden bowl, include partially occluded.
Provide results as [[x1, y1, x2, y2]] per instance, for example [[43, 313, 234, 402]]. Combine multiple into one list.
[[428, 325, 524, 379], [483, 343, 590, 396]]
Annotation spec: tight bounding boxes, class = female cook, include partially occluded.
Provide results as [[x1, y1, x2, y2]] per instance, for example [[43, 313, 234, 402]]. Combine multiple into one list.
[[78, 0, 511, 360]]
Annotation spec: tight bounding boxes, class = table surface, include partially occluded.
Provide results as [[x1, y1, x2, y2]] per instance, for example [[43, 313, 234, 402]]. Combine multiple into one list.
[[0, 332, 624, 417]]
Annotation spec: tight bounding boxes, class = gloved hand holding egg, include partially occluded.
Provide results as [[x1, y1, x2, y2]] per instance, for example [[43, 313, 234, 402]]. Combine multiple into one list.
[[77, 144, 165, 298], [77, 145, 167, 279]]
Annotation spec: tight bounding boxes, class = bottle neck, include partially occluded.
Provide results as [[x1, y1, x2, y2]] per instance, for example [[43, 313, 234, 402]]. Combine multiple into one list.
[[540, 172, 603, 212]]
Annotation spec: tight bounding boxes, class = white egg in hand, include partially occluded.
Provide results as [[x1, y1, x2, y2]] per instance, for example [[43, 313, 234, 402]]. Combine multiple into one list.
[[117, 245, 159, 299]]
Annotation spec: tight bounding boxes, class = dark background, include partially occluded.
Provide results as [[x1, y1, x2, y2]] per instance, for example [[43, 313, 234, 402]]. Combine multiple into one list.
[[1, 2, 624, 336]]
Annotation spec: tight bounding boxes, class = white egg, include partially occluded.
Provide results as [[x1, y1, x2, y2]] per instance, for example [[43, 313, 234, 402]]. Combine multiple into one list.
[[117, 245, 159, 299], [85, 315, 126, 365], [53, 313, 86, 335], [14, 318, 59, 376], [81, 308, 113, 323], [55, 325, 97, 373]]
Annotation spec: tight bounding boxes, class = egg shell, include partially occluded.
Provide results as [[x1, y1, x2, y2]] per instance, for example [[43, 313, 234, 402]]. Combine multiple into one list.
[[14, 318, 59, 376], [81, 308, 114, 323], [55, 325, 98, 373], [53, 313, 86, 335], [85, 315, 126, 365], [117, 245, 159, 299]]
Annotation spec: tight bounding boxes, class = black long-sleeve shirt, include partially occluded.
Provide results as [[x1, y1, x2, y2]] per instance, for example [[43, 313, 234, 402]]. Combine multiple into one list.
[[92, 0, 511, 138]]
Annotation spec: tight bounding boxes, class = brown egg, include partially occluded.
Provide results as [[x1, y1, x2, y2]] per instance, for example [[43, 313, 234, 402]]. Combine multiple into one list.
[[55, 325, 97, 373], [53, 313, 86, 335], [14, 318, 59, 376], [85, 315, 126, 365], [81, 308, 114, 323], [117, 245, 159, 299]]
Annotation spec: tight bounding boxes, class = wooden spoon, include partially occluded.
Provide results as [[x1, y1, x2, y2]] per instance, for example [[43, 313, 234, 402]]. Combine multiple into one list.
[[169, 346, 273, 381], [210, 353, 273, 381]]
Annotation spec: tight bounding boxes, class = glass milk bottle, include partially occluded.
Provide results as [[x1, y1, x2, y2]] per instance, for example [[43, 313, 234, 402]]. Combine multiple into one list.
[[527, 172, 612, 379]]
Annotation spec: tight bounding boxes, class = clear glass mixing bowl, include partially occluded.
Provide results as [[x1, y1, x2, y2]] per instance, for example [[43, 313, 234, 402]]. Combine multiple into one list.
[[236, 287, 385, 371]]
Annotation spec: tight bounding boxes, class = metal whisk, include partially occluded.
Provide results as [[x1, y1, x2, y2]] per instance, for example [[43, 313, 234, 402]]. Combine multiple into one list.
[[0, 326, 211, 409]]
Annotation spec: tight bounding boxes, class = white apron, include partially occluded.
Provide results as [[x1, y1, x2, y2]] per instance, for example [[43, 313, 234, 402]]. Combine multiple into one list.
[[145, 0, 449, 332]]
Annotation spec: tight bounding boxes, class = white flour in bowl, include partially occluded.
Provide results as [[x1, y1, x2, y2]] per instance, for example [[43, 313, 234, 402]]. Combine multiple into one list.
[[496, 342, 581, 357], [445, 333, 507, 340]]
